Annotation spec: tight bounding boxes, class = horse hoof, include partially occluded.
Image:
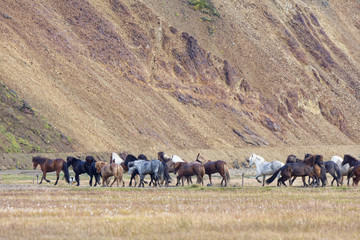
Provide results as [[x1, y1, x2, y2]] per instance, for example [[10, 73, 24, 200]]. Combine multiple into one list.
[[207, 184, 212, 187]]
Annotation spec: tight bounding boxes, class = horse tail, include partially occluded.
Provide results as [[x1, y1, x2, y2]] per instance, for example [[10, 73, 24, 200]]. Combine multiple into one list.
[[158, 162, 164, 183], [62, 162, 70, 184], [334, 164, 342, 182], [196, 165, 205, 184], [266, 166, 283, 185], [224, 163, 230, 182], [162, 162, 171, 183]]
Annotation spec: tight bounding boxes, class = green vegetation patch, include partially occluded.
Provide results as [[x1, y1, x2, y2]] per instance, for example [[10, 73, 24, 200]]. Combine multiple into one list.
[[188, 0, 220, 18]]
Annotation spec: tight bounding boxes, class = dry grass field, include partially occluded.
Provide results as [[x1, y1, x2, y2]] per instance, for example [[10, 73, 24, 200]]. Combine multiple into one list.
[[1, 170, 360, 240]]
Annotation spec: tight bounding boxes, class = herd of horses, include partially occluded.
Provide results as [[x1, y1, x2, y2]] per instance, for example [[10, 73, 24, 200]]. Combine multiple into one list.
[[32, 151, 360, 188], [32, 152, 230, 187], [247, 153, 360, 187]]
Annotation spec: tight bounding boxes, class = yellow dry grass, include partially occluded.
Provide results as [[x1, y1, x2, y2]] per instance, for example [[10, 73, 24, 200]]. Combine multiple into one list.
[[1, 172, 360, 240]]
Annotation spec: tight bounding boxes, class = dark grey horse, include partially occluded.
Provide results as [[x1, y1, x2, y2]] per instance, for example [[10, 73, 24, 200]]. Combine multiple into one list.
[[324, 161, 341, 186], [128, 160, 166, 187]]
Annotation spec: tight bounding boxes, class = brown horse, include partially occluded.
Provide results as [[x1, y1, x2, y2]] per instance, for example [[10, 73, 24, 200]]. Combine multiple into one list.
[[159, 152, 195, 184], [174, 161, 205, 186], [349, 165, 360, 186], [196, 153, 230, 187], [32, 156, 70, 185], [95, 161, 125, 187]]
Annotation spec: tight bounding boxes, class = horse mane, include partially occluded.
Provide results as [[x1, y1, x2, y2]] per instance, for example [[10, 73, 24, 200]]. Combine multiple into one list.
[[138, 154, 148, 161], [344, 154, 358, 162], [32, 156, 49, 164], [171, 155, 185, 163], [304, 155, 322, 166], [86, 156, 96, 163], [111, 152, 124, 163], [158, 152, 171, 162], [124, 154, 138, 166], [67, 156, 82, 162]]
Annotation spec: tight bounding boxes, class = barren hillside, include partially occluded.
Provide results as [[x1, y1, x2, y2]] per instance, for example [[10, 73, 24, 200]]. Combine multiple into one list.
[[0, 0, 360, 154]]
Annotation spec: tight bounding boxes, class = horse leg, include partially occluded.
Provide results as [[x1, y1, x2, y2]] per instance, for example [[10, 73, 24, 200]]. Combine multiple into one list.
[[176, 176, 181, 187], [42, 171, 51, 183], [302, 176, 308, 187], [278, 176, 287, 187], [208, 174, 212, 186], [102, 177, 106, 187], [75, 174, 80, 186], [255, 174, 262, 184], [39, 174, 44, 184], [95, 174, 100, 186], [129, 175, 134, 187], [138, 175, 145, 187], [54, 171, 60, 185], [290, 176, 297, 186], [110, 177, 117, 187], [89, 174, 93, 186], [220, 172, 225, 187], [188, 177, 193, 185], [262, 175, 266, 187]]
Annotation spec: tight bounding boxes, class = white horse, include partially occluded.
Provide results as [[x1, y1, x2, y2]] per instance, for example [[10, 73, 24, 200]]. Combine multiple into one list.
[[111, 152, 124, 164], [171, 155, 186, 163], [331, 156, 351, 185], [247, 153, 284, 186]]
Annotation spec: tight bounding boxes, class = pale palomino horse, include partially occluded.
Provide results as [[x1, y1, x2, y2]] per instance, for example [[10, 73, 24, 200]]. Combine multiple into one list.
[[111, 152, 124, 164], [331, 156, 351, 185], [247, 154, 284, 186]]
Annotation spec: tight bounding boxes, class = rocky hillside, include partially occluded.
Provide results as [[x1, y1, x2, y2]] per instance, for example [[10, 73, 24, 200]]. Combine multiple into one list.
[[0, 0, 359, 153]]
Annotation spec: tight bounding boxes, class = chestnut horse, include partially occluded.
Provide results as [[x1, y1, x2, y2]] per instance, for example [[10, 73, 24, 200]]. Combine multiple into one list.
[[196, 153, 230, 187], [32, 156, 70, 185], [174, 161, 205, 186], [95, 161, 125, 187]]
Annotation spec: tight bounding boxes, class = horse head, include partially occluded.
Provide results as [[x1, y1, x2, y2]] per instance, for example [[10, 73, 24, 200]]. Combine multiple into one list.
[[33, 161, 38, 170], [343, 155, 358, 166], [66, 156, 74, 167], [314, 155, 325, 168], [158, 152, 171, 162], [303, 155, 320, 166], [85, 156, 95, 164], [127, 162, 136, 175], [95, 161, 107, 173], [247, 154, 262, 167]]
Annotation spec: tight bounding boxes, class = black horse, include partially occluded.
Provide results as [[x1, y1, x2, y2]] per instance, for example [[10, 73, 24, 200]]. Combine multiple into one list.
[[324, 161, 341, 186], [342, 155, 360, 186], [66, 156, 91, 186], [85, 156, 101, 187]]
